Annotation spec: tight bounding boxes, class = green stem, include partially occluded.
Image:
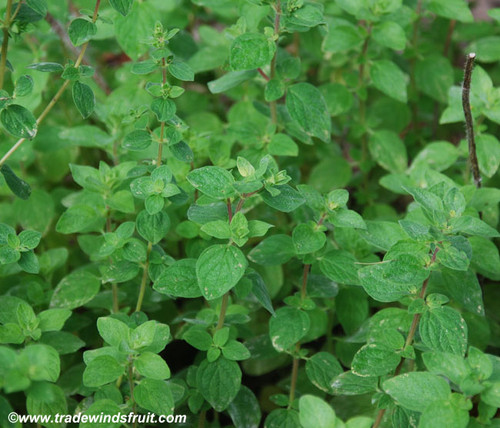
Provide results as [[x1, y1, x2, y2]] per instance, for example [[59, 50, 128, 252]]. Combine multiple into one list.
[[127, 361, 137, 428], [269, 0, 281, 125], [216, 292, 229, 330], [373, 247, 439, 428], [288, 343, 300, 408], [135, 241, 152, 313], [0, 0, 13, 90], [0, 0, 102, 167]]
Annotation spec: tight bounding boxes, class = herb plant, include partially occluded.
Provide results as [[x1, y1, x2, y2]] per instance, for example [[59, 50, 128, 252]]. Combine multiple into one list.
[[0, 0, 500, 427]]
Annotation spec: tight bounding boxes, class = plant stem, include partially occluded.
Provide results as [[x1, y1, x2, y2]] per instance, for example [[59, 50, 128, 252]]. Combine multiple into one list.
[[300, 264, 310, 300], [135, 241, 153, 312], [288, 343, 300, 408], [106, 210, 120, 313], [269, 0, 281, 125], [462, 53, 481, 189], [0, 0, 13, 90], [216, 292, 229, 330], [373, 247, 439, 428], [127, 361, 137, 428], [0, 0, 102, 167]]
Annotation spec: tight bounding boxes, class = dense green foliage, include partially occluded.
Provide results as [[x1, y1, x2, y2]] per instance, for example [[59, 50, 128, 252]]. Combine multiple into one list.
[[0, 0, 500, 427]]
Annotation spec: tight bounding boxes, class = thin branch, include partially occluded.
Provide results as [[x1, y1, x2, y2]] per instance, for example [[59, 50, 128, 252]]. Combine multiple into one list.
[[45, 12, 111, 94], [257, 67, 270, 81], [269, 0, 281, 124], [0, 0, 102, 167], [373, 247, 440, 428], [0, 0, 14, 90], [462, 53, 481, 189]]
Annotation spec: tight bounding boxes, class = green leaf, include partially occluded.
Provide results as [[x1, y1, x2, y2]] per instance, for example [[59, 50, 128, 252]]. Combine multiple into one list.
[[427, 0, 473, 23], [229, 33, 276, 71], [136, 210, 171, 244], [134, 378, 174, 415], [80, 400, 121, 428], [383, 372, 451, 412], [368, 130, 407, 173], [169, 61, 194, 81], [286, 83, 331, 142], [154, 258, 202, 298], [419, 306, 468, 356], [26, 382, 67, 428], [68, 18, 97, 46], [56, 205, 101, 234], [183, 327, 213, 351], [248, 234, 296, 265], [25, 0, 48, 17], [299, 395, 337, 428], [265, 78, 285, 102], [261, 185, 305, 212], [187, 166, 235, 199], [419, 398, 470, 428], [422, 352, 469, 385], [0, 164, 31, 200], [0, 104, 37, 139], [196, 357, 242, 411], [320, 250, 359, 285], [265, 409, 300, 428], [123, 130, 152, 151], [109, 0, 134, 16], [20, 344, 60, 382], [27, 62, 63, 72], [228, 386, 262, 428], [470, 36, 500, 63], [358, 255, 429, 302], [293, 222, 326, 254], [415, 56, 454, 103], [208, 70, 257, 94], [481, 383, 500, 408], [370, 60, 407, 103], [14, 75, 34, 97], [469, 236, 500, 280], [450, 216, 500, 238], [372, 21, 406, 51], [134, 352, 170, 379], [72, 81, 95, 119], [196, 244, 248, 300], [83, 355, 124, 387], [322, 25, 364, 53], [222, 340, 250, 361], [97, 317, 130, 347], [50, 270, 100, 309], [37, 309, 71, 332], [151, 98, 176, 122], [268, 133, 299, 156], [18, 250, 39, 273], [331, 371, 378, 395], [305, 352, 343, 394], [352, 344, 401, 376], [269, 307, 310, 352], [476, 134, 500, 178], [329, 209, 366, 229], [320, 83, 353, 116]]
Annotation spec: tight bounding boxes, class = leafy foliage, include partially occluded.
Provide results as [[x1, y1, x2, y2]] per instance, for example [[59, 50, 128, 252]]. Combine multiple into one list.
[[0, 0, 499, 427]]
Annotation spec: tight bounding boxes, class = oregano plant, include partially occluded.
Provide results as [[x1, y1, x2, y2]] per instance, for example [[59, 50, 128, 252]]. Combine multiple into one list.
[[0, 0, 499, 427]]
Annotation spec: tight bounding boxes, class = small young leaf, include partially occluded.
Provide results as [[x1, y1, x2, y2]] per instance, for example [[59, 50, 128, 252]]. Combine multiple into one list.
[[109, 0, 134, 16], [72, 81, 95, 119], [0, 164, 32, 200], [0, 104, 37, 139], [68, 18, 97, 46]]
